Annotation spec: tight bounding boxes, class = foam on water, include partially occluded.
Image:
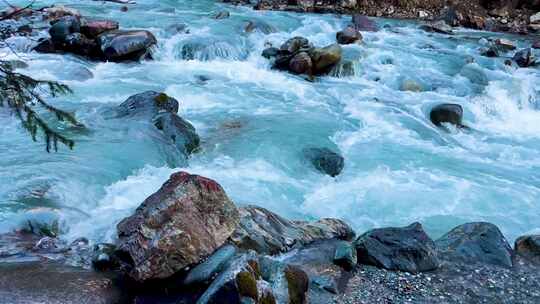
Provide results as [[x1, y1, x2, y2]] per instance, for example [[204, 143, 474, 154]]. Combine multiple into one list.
[[2, 0, 540, 244]]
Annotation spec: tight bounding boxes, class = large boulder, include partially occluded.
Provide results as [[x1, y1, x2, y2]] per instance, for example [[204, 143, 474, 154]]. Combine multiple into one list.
[[354, 222, 440, 273], [229, 206, 354, 255], [429, 103, 464, 127], [309, 44, 342, 75], [153, 112, 201, 156], [515, 235, 540, 264], [98, 30, 156, 61], [336, 26, 362, 45], [116, 171, 240, 281], [115, 91, 179, 118], [303, 147, 344, 177], [436, 222, 513, 267]]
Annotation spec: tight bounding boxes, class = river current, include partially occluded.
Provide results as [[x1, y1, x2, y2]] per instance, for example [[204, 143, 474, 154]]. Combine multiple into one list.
[[1, 0, 540, 244]]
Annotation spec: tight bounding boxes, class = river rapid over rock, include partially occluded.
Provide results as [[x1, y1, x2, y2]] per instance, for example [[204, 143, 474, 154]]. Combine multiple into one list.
[[1, 0, 540, 248]]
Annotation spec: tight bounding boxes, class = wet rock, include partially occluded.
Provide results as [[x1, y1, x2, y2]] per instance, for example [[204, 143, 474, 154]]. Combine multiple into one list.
[[309, 44, 342, 75], [92, 243, 119, 271], [33, 38, 58, 53], [184, 244, 237, 286], [81, 19, 119, 39], [420, 20, 453, 35], [436, 222, 513, 267], [116, 91, 179, 118], [333, 241, 357, 271], [63, 32, 100, 57], [429, 103, 463, 127], [303, 147, 344, 177], [354, 222, 440, 273], [197, 251, 266, 304], [214, 11, 230, 19], [244, 20, 277, 34], [98, 30, 157, 62], [336, 26, 362, 45], [515, 235, 540, 264], [258, 257, 309, 304], [352, 14, 378, 32], [280, 36, 311, 54], [494, 38, 516, 51], [480, 46, 499, 57], [33, 236, 63, 252], [283, 265, 309, 304], [49, 16, 81, 43], [289, 51, 312, 74], [513, 48, 536, 67], [43, 5, 81, 20], [154, 112, 201, 156], [261, 47, 279, 59], [116, 171, 240, 281], [229, 206, 354, 255], [0, 261, 122, 303]]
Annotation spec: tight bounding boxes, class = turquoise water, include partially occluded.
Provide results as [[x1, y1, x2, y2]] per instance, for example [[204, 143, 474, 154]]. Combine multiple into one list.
[[1, 0, 540, 243]]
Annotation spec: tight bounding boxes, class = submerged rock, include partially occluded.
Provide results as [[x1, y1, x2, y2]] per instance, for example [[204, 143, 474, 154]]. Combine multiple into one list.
[[513, 48, 536, 68], [213, 11, 230, 19], [303, 147, 344, 177], [515, 235, 540, 264], [229, 206, 354, 255], [429, 103, 463, 127], [354, 222, 440, 273], [436, 222, 513, 267], [116, 91, 179, 118], [98, 30, 156, 61], [244, 20, 277, 34], [116, 171, 240, 281], [336, 26, 362, 45], [154, 112, 201, 156]]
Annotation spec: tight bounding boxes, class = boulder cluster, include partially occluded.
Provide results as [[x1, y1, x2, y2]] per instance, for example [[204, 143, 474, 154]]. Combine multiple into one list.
[[32, 8, 156, 62]]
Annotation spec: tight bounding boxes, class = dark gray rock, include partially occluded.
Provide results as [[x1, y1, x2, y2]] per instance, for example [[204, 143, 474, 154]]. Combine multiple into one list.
[[429, 103, 463, 127], [515, 235, 540, 264], [49, 16, 80, 43], [436, 222, 513, 267], [355, 222, 440, 273], [153, 112, 200, 156], [513, 48, 536, 67], [303, 147, 344, 177], [98, 30, 156, 61], [229, 206, 354, 255], [184, 244, 237, 286], [336, 27, 362, 45], [333, 241, 357, 271], [261, 47, 279, 59], [116, 171, 240, 281], [289, 51, 312, 74], [213, 11, 230, 19], [116, 91, 179, 118], [480, 46, 499, 57]]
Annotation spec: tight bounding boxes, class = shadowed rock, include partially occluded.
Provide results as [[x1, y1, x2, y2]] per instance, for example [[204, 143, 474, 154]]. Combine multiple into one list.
[[336, 27, 362, 45], [515, 235, 540, 264], [154, 112, 200, 156], [436, 222, 513, 267], [513, 48, 536, 68], [355, 222, 440, 273], [303, 147, 344, 177], [116, 171, 240, 281], [429, 103, 463, 127]]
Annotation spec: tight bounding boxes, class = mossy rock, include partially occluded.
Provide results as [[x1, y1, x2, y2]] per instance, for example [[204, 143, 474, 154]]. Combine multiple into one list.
[[247, 259, 261, 280], [259, 290, 277, 304], [236, 271, 258, 300], [154, 92, 170, 107], [284, 265, 309, 304]]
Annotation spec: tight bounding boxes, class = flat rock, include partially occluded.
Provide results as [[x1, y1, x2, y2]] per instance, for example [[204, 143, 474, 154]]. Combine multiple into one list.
[[229, 206, 354, 255]]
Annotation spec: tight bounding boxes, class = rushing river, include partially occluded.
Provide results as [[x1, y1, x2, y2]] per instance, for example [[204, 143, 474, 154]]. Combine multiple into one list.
[[1, 0, 540, 244]]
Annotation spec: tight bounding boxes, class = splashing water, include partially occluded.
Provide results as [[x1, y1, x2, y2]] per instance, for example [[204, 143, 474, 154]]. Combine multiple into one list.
[[2, 0, 540, 244]]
